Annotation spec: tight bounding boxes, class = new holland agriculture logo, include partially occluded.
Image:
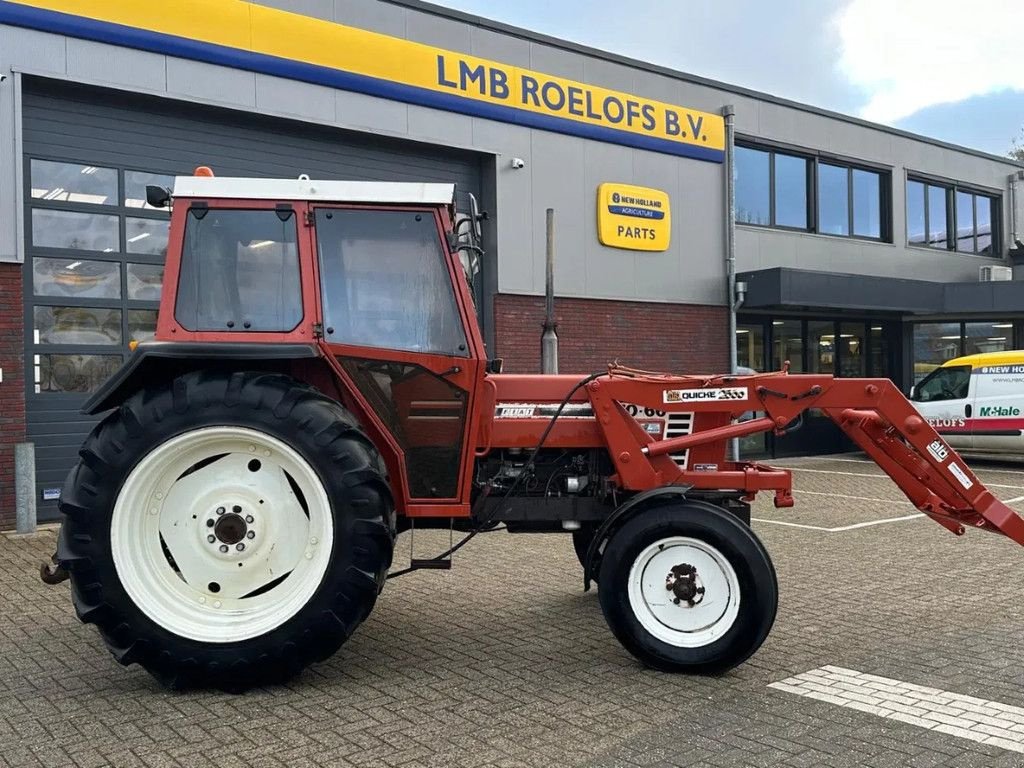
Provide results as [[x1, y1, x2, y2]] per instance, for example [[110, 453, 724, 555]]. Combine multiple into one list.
[[598, 183, 671, 252]]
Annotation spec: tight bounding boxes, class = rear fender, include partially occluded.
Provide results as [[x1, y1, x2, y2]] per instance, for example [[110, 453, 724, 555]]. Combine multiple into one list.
[[82, 341, 322, 414]]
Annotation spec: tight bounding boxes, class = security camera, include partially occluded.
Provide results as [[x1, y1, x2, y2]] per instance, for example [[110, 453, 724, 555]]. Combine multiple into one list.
[[510, 157, 525, 170]]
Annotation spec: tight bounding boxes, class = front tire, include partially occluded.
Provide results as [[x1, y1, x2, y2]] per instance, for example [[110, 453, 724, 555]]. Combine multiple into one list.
[[598, 500, 776, 673], [57, 371, 394, 690]]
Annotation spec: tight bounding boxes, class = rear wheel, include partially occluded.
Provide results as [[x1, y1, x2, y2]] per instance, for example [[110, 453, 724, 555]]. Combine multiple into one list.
[[598, 500, 776, 673], [58, 371, 394, 690]]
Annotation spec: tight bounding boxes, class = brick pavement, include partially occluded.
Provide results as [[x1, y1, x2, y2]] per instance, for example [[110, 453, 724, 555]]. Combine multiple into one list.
[[4, 455, 1024, 767]]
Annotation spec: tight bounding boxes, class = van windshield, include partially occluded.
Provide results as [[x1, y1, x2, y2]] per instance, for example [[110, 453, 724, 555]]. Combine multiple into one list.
[[913, 365, 971, 402]]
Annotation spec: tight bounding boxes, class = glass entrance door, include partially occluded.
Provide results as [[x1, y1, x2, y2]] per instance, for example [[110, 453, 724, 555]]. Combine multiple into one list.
[[741, 316, 901, 458]]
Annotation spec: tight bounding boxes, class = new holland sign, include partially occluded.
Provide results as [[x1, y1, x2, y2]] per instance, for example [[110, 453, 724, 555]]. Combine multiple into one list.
[[597, 183, 671, 251], [0, 0, 726, 163]]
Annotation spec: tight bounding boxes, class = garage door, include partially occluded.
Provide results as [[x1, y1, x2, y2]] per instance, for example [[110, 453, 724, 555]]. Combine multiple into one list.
[[23, 78, 485, 520]]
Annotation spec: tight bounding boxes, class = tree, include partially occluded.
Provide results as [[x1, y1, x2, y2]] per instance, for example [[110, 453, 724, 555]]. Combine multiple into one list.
[[1012, 126, 1024, 162]]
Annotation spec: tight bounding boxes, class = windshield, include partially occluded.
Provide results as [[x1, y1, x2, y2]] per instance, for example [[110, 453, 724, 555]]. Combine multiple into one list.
[[912, 365, 971, 402]]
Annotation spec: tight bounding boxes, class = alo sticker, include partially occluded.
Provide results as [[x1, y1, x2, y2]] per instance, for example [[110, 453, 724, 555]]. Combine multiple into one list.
[[664, 387, 748, 403], [948, 462, 974, 490], [926, 440, 949, 463]]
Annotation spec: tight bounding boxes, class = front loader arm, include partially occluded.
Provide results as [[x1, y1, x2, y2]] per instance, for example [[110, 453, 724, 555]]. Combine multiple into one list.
[[586, 368, 1024, 547]]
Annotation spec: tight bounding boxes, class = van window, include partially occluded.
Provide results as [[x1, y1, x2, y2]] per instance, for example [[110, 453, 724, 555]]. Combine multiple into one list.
[[913, 365, 971, 402]]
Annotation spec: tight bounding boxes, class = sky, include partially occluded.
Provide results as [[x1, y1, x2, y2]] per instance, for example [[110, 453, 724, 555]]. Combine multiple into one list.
[[430, 0, 1024, 157]]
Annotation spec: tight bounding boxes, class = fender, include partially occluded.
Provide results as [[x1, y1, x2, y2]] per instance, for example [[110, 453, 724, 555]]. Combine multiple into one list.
[[82, 341, 320, 415], [582, 484, 692, 591]]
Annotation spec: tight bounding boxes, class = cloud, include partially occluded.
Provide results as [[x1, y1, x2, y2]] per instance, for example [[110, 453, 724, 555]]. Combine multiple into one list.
[[836, 0, 1023, 123]]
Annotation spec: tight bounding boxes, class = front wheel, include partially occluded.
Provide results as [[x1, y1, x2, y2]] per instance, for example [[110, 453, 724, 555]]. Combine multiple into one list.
[[598, 500, 777, 673], [58, 371, 394, 690]]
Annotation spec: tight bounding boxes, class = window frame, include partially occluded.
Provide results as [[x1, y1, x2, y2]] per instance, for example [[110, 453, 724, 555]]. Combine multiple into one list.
[[735, 139, 892, 243], [173, 204, 305, 334], [24, 154, 177, 394], [905, 172, 1001, 257]]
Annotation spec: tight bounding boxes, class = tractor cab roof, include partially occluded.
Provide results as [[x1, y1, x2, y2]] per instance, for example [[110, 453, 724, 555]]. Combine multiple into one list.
[[170, 175, 456, 206]]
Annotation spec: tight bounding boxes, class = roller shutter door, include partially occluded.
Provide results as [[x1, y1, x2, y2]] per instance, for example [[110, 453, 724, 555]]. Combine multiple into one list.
[[23, 78, 484, 519]]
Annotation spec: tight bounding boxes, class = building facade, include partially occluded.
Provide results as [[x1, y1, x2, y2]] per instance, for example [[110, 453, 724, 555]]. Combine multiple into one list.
[[0, 0, 1021, 526]]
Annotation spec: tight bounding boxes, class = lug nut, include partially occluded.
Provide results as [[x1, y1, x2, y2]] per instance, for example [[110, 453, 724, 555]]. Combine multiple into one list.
[[216, 507, 225, 516], [236, 543, 245, 552], [219, 544, 228, 553], [207, 535, 215, 543], [206, 519, 215, 528], [246, 530, 255, 539], [245, 515, 254, 524], [232, 505, 242, 514]]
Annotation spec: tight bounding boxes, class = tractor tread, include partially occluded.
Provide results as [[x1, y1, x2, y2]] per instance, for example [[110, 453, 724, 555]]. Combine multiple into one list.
[[57, 370, 395, 691]]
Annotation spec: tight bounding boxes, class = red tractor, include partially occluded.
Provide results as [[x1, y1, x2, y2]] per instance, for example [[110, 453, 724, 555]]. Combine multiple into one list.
[[46, 169, 1024, 690]]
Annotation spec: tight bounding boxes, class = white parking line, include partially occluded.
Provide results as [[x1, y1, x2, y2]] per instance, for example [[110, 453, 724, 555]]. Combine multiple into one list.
[[773, 465, 1024, 491], [783, 454, 1024, 478], [752, 513, 924, 532], [793, 489, 912, 505], [770, 666, 1024, 754]]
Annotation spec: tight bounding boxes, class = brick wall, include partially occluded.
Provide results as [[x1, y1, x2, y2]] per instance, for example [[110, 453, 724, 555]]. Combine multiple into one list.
[[493, 294, 729, 375], [0, 264, 25, 530]]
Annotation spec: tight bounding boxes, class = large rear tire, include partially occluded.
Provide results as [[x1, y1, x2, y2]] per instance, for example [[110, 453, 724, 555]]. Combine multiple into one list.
[[57, 371, 394, 690], [598, 500, 776, 673]]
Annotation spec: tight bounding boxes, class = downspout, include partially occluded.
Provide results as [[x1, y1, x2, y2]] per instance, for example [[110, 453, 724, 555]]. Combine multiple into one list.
[[1010, 171, 1021, 247], [723, 105, 741, 461]]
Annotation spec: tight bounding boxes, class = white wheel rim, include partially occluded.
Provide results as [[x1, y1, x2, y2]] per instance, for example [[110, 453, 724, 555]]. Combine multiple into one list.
[[111, 426, 334, 644], [627, 536, 741, 647]]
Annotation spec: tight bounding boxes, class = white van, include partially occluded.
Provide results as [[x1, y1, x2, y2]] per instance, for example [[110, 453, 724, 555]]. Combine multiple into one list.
[[911, 351, 1024, 454]]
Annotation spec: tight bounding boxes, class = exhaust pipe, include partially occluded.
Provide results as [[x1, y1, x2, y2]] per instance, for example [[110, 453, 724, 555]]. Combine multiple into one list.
[[541, 207, 559, 374]]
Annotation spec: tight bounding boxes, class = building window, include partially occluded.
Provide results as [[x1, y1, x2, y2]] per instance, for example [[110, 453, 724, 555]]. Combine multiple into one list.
[[736, 146, 810, 230], [736, 142, 889, 241], [906, 177, 999, 255], [735, 146, 771, 226], [26, 157, 176, 393], [912, 321, 1017, 383]]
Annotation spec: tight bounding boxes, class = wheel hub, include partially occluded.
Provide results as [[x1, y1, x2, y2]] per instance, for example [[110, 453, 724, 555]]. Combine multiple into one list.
[[665, 562, 705, 607], [214, 513, 247, 545]]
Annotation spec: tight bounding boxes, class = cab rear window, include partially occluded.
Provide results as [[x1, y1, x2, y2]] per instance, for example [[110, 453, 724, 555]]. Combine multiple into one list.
[[175, 208, 303, 332]]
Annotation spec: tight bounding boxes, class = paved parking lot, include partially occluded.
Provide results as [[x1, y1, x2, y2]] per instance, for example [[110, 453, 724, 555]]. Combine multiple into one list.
[[4, 454, 1024, 767]]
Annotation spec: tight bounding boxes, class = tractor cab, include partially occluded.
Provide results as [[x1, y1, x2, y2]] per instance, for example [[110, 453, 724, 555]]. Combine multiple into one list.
[[146, 171, 490, 511]]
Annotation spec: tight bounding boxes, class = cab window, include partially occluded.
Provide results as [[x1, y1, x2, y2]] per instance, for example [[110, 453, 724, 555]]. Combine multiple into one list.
[[175, 208, 302, 332], [316, 209, 468, 356], [912, 365, 971, 402]]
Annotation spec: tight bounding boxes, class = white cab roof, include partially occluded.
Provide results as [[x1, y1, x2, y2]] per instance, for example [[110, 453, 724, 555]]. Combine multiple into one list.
[[171, 176, 456, 205]]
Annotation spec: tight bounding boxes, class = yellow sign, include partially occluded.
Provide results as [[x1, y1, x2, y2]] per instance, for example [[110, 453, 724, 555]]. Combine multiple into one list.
[[0, 0, 725, 162], [597, 183, 671, 251]]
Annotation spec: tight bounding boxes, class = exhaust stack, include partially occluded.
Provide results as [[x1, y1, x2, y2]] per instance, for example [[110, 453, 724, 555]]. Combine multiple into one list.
[[541, 207, 559, 374]]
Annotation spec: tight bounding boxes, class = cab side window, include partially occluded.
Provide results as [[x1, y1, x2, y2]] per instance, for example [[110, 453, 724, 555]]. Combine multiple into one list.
[[913, 365, 971, 402], [315, 209, 468, 356]]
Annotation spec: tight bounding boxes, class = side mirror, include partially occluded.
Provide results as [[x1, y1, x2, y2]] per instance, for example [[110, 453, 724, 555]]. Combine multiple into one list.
[[909, 385, 916, 400], [467, 193, 484, 242], [145, 185, 171, 208]]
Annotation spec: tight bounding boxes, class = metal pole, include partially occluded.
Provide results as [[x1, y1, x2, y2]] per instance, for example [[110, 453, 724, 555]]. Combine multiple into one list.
[[723, 105, 739, 462], [15, 442, 36, 535], [541, 207, 559, 374]]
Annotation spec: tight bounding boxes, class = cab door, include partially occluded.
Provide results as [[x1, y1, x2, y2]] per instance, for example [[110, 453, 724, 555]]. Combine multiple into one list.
[[311, 205, 485, 513], [910, 364, 973, 449]]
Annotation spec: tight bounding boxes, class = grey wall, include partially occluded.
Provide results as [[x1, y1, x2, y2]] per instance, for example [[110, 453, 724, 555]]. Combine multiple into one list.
[[1, 0, 1021, 307]]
